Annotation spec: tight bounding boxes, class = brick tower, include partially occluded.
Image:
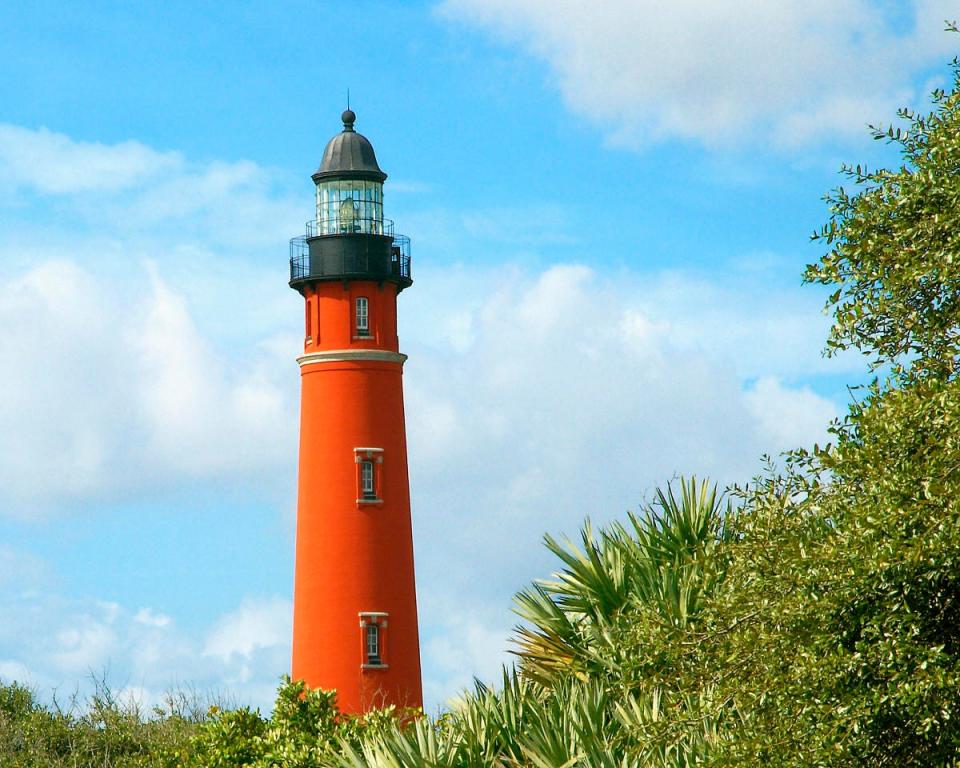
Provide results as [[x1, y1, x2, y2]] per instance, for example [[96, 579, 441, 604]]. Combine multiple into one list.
[[288, 109, 422, 713]]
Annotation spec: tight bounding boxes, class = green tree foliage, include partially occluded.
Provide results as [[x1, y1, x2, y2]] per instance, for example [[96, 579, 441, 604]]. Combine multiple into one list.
[[806, 25, 960, 380], [183, 677, 401, 768], [710, 375, 960, 766], [679, 41, 960, 765], [713, 40, 960, 766], [0, 679, 199, 767]]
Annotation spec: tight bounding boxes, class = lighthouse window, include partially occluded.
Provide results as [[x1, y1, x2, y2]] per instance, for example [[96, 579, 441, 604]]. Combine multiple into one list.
[[359, 612, 388, 668], [356, 297, 370, 336], [355, 448, 384, 504], [361, 460, 376, 498], [315, 180, 383, 235], [365, 623, 381, 665]]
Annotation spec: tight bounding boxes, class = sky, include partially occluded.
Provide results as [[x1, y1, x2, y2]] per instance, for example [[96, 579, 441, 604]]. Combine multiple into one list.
[[0, 0, 955, 714]]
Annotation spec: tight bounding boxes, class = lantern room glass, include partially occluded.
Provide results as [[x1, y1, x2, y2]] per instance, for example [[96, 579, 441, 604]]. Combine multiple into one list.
[[315, 180, 384, 235]]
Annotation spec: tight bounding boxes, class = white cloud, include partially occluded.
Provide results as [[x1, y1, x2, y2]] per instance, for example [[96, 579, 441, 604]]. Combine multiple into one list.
[[0, 124, 304, 517], [0, 257, 297, 512], [115, 685, 151, 712], [0, 122, 302, 253], [51, 607, 119, 673], [0, 589, 290, 713], [631, 266, 850, 380], [0, 124, 182, 194], [402, 263, 842, 688], [134, 608, 172, 628], [745, 376, 838, 451], [132, 262, 292, 478], [421, 608, 513, 710], [203, 596, 292, 664], [439, 0, 957, 148], [0, 253, 841, 700], [0, 660, 30, 683], [0, 261, 124, 504], [0, 125, 307, 514]]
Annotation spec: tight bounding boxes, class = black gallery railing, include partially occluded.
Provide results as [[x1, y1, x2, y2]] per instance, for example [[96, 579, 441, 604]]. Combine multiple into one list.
[[289, 233, 411, 283], [306, 214, 393, 237]]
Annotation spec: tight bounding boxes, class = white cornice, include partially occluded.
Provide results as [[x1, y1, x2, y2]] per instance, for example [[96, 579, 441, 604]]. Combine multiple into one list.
[[297, 349, 407, 367]]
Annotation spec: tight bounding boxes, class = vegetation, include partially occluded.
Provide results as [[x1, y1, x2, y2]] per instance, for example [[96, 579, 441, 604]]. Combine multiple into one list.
[[6, 35, 960, 768], [0, 678, 200, 767]]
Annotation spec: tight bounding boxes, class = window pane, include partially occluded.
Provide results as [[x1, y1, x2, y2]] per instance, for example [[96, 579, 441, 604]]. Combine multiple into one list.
[[356, 297, 369, 332], [315, 181, 383, 235], [361, 460, 374, 495]]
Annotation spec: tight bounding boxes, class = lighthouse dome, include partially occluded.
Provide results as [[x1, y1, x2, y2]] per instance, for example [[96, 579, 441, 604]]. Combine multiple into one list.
[[312, 110, 387, 183]]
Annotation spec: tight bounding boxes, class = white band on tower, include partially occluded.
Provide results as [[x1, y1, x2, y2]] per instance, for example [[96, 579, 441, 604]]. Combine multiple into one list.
[[297, 349, 408, 367]]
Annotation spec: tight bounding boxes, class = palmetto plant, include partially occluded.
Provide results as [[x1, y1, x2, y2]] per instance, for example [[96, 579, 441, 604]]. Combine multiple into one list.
[[513, 478, 728, 687], [338, 674, 628, 768], [336, 478, 729, 768]]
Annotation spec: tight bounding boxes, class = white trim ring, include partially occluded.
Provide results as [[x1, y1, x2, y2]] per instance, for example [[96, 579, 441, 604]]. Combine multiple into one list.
[[297, 349, 407, 367]]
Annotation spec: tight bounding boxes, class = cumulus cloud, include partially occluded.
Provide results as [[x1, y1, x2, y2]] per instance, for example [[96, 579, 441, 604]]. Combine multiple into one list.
[[403, 266, 842, 702], [0, 254, 841, 704], [438, 0, 956, 148], [134, 608, 172, 628], [0, 125, 304, 489], [420, 605, 514, 710], [0, 591, 290, 713], [52, 612, 118, 672], [745, 376, 838, 451], [203, 596, 292, 664], [0, 122, 302, 253], [0, 124, 182, 194], [403, 262, 840, 690], [0, 257, 297, 513]]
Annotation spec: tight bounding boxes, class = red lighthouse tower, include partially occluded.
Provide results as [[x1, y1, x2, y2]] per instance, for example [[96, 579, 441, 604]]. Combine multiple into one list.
[[288, 109, 422, 713]]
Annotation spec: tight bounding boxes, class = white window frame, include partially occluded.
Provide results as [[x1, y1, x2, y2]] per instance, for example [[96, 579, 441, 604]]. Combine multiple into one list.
[[359, 612, 389, 669], [354, 447, 384, 504], [355, 296, 369, 336]]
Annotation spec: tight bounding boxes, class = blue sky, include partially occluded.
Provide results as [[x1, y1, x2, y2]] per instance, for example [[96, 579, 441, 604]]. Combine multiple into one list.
[[0, 1, 955, 712]]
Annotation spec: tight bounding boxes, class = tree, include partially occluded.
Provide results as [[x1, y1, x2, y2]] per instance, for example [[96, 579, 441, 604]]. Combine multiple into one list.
[[0, 678, 200, 768], [184, 678, 402, 768], [806, 26, 960, 381], [699, 37, 960, 765]]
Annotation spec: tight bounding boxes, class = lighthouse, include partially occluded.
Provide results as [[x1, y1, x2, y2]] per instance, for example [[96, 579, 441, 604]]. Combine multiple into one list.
[[288, 109, 422, 713]]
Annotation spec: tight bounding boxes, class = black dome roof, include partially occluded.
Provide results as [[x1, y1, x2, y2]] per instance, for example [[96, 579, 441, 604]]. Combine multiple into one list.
[[312, 110, 387, 183]]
